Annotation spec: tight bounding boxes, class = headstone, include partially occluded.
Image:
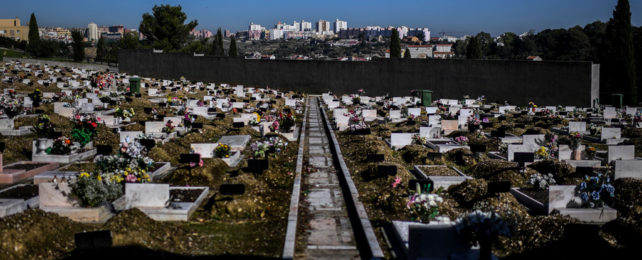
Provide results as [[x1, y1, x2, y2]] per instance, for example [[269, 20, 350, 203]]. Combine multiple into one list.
[[614, 160, 642, 180], [125, 183, 169, 208], [441, 120, 458, 135], [419, 127, 441, 139], [607, 145, 634, 163], [119, 131, 143, 143], [217, 135, 251, 151], [603, 107, 616, 119], [601, 127, 621, 141], [145, 121, 165, 134], [548, 185, 581, 213], [390, 133, 414, 149], [569, 121, 587, 134], [0, 118, 14, 129], [190, 143, 216, 158]]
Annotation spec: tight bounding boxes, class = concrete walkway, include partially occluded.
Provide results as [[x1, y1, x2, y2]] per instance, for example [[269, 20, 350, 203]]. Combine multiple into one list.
[[299, 98, 359, 259]]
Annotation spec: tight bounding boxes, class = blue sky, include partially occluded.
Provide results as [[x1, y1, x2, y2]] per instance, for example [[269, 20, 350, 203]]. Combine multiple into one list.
[[2, 0, 640, 36]]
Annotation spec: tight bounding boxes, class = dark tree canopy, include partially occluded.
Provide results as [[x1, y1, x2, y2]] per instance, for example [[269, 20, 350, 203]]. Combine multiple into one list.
[[120, 32, 140, 50], [605, 0, 636, 105], [71, 30, 84, 62], [27, 13, 40, 56], [229, 36, 238, 57], [211, 28, 224, 56], [466, 36, 482, 59], [403, 48, 411, 59], [96, 38, 105, 62], [139, 4, 198, 51], [389, 29, 401, 58]]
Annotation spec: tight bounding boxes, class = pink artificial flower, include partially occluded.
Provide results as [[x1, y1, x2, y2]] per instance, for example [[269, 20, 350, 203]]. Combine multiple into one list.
[[198, 159, 204, 167], [392, 176, 401, 188], [75, 114, 81, 120], [126, 174, 137, 183], [189, 161, 196, 168]]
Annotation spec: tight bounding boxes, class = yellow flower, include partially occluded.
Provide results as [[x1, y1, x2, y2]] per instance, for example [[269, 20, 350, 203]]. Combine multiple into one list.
[[79, 172, 90, 178], [97, 175, 103, 181], [141, 169, 146, 174], [124, 171, 129, 176], [137, 177, 141, 182]]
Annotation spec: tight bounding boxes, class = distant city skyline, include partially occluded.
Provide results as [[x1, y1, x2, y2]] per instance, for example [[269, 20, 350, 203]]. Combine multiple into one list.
[[1, 0, 640, 36]]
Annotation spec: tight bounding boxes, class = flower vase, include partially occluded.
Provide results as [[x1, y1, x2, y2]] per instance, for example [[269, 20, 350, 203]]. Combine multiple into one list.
[[37, 138, 49, 155], [572, 149, 582, 160]]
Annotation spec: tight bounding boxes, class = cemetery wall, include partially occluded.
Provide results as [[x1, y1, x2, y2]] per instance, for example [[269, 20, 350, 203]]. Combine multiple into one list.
[[119, 49, 598, 106], [2, 57, 118, 72]]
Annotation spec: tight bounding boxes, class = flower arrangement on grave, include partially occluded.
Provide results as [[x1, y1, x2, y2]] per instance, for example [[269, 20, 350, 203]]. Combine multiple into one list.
[[568, 132, 582, 160], [162, 120, 175, 133], [576, 173, 615, 208], [46, 136, 73, 155], [528, 101, 538, 109], [528, 172, 556, 190], [251, 141, 270, 159], [215, 143, 231, 158], [278, 112, 296, 132], [269, 120, 279, 132], [71, 171, 124, 207], [93, 141, 154, 183], [249, 112, 261, 126], [535, 146, 549, 159], [166, 96, 184, 106], [28, 88, 42, 107], [407, 190, 443, 223], [183, 112, 196, 128], [589, 124, 601, 136], [0, 94, 22, 118], [114, 107, 135, 119], [585, 146, 597, 159], [413, 134, 428, 145], [455, 210, 511, 260], [455, 136, 469, 145], [32, 114, 57, 139], [71, 114, 99, 146]]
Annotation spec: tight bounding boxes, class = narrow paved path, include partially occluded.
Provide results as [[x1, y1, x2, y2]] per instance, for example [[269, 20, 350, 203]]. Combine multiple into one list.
[[299, 97, 360, 259]]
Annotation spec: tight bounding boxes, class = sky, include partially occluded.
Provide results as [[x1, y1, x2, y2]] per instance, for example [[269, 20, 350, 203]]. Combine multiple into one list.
[[2, 0, 641, 36]]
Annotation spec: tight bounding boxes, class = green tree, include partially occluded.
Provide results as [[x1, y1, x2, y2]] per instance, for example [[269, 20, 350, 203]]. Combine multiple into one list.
[[466, 36, 482, 59], [120, 32, 140, 49], [139, 4, 198, 51], [605, 0, 636, 105], [389, 28, 401, 58], [228, 36, 238, 57], [475, 32, 493, 58], [635, 26, 642, 102], [403, 48, 411, 59], [27, 13, 40, 56], [71, 30, 85, 62], [211, 28, 224, 56], [96, 37, 105, 62]]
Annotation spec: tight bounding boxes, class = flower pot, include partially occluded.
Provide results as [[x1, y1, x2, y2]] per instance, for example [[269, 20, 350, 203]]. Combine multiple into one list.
[[37, 138, 49, 155]]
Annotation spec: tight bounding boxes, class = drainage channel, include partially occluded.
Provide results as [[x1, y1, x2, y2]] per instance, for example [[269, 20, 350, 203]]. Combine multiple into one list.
[[284, 96, 383, 259]]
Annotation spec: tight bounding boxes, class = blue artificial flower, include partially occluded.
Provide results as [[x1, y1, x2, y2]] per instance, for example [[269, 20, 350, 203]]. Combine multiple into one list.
[[580, 192, 589, 201], [580, 182, 587, 190], [590, 176, 598, 183], [591, 191, 600, 201], [606, 185, 615, 195]]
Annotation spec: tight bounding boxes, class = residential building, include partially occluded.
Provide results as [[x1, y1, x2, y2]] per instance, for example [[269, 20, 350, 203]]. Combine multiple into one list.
[[269, 29, 284, 40], [108, 25, 124, 34], [301, 20, 312, 31], [191, 28, 213, 39], [407, 27, 430, 42], [87, 22, 98, 42], [0, 18, 29, 42], [316, 20, 331, 34], [433, 44, 454, 58], [248, 23, 265, 40], [334, 19, 347, 34], [406, 45, 433, 59]]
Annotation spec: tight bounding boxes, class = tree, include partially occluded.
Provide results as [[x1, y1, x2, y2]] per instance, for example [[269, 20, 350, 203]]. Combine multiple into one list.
[[228, 36, 238, 57], [475, 32, 493, 58], [211, 28, 224, 56], [27, 13, 40, 56], [403, 48, 411, 59], [635, 26, 642, 102], [71, 30, 85, 62], [389, 28, 401, 58], [606, 0, 636, 105], [139, 4, 198, 51], [96, 38, 105, 62], [466, 36, 482, 59], [120, 32, 140, 49]]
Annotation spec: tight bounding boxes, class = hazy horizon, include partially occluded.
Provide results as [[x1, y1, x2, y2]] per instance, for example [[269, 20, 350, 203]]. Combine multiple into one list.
[[2, 0, 640, 37]]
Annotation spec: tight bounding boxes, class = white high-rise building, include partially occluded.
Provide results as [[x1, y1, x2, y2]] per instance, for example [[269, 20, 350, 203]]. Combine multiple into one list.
[[316, 20, 331, 34], [87, 22, 98, 42], [293, 21, 300, 32], [334, 19, 347, 34], [301, 20, 312, 31]]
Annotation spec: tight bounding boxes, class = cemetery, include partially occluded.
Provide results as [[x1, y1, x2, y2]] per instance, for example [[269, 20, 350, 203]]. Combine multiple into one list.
[[0, 59, 639, 259]]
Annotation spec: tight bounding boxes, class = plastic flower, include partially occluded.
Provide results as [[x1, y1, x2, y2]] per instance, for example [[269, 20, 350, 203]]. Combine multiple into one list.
[[96, 175, 103, 181], [79, 172, 90, 178], [64, 139, 71, 145], [392, 176, 401, 188]]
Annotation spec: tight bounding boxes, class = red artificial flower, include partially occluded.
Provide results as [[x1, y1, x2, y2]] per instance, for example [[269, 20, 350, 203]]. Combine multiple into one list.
[[64, 139, 71, 145], [91, 122, 97, 128]]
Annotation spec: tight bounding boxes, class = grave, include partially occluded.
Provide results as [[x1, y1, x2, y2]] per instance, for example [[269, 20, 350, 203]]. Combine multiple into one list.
[[0, 118, 34, 136], [216, 135, 251, 151], [548, 185, 617, 223], [390, 133, 414, 150], [614, 160, 642, 180], [607, 145, 635, 163]]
